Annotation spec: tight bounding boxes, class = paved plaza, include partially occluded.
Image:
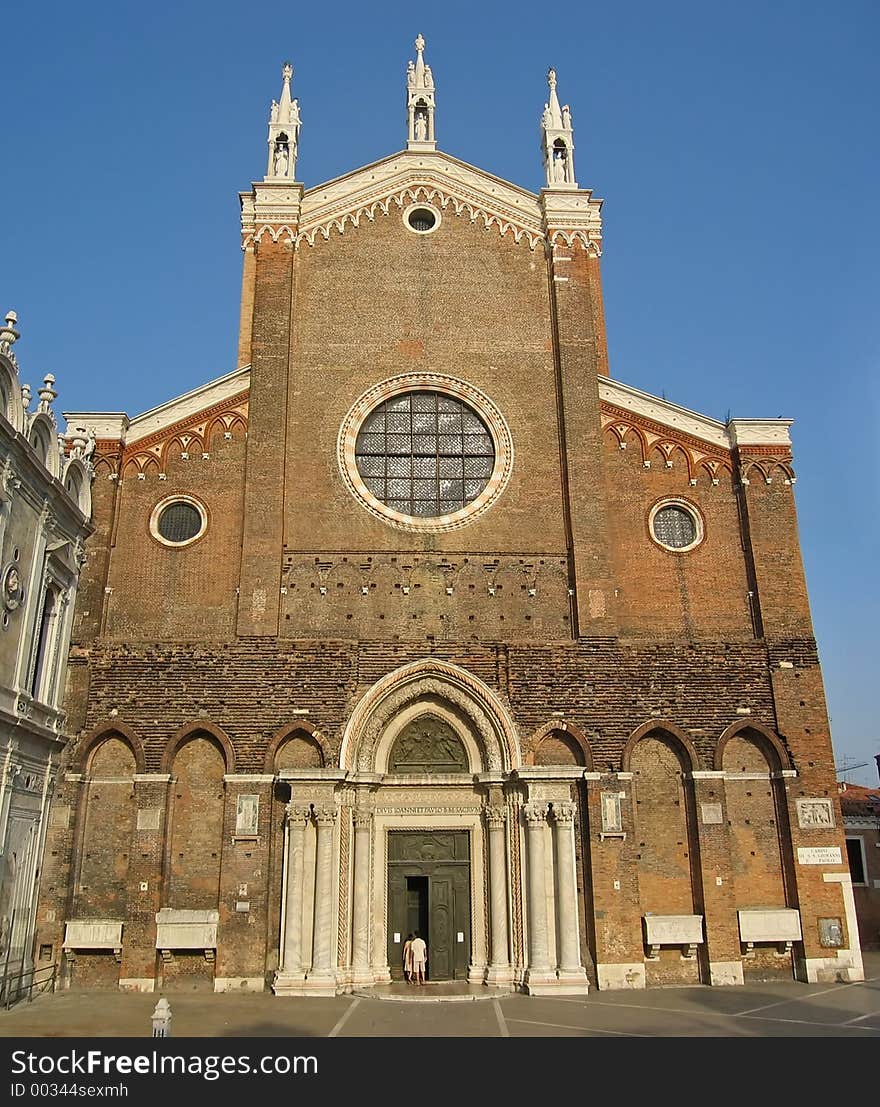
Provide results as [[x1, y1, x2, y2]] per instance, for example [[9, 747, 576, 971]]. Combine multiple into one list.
[[1, 953, 878, 1038]]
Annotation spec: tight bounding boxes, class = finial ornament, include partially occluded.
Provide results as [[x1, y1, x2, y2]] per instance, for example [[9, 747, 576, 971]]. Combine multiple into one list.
[[266, 61, 301, 181], [541, 66, 577, 189], [406, 33, 436, 151]]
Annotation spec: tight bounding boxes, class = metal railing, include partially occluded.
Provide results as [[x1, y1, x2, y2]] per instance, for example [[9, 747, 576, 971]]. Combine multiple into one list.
[[1, 960, 58, 1010]]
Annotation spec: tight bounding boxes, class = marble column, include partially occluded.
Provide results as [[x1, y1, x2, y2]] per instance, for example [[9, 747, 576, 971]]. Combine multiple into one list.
[[484, 805, 512, 985], [350, 807, 372, 983], [307, 804, 337, 993], [281, 804, 310, 975], [523, 802, 555, 991], [552, 801, 588, 990]]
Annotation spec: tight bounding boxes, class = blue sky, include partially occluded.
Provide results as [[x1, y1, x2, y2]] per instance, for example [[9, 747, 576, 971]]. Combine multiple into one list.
[[2, 1, 877, 785]]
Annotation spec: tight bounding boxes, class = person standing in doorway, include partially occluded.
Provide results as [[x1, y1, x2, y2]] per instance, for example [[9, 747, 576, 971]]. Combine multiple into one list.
[[410, 931, 427, 985], [402, 933, 414, 983]]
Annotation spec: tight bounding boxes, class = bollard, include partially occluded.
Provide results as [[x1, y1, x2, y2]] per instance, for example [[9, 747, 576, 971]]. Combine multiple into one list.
[[151, 997, 172, 1037]]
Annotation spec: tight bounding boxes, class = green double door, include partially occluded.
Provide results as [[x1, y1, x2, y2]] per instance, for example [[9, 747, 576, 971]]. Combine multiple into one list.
[[387, 831, 470, 981]]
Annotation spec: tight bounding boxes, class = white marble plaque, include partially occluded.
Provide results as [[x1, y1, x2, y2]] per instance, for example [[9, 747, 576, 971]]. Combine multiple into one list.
[[737, 907, 802, 943], [701, 803, 723, 824], [236, 794, 259, 835], [155, 908, 218, 950], [796, 798, 834, 829], [137, 808, 160, 831], [797, 846, 842, 865], [643, 914, 704, 946], [600, 792, 623, 833], [63, 919, 124, 949], [49, 805, 70, 829]]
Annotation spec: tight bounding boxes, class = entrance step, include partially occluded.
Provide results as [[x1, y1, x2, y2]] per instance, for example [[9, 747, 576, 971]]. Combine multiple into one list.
[[353, 981, 512, 1003]]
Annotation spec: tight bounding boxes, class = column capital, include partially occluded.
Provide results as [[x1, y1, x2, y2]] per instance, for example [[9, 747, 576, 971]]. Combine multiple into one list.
[[286, 803, 311, 825], [352, 807, 373, 829], [552, 801, 577, 826], [523, 802, 548, 827], [312, 804, 337, 827], [483, 805, 507, 828]]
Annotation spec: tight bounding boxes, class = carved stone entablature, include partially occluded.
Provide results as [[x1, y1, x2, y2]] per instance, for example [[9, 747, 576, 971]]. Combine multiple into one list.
[[375, 805, 482, 816], [541, 189, 604, 254], [251, 181, 305, 242]]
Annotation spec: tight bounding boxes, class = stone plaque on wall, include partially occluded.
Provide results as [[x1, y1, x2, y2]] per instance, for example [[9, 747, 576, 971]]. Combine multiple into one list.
[[796, 798, 834, 829], [49, 805, 70, 829], [236, 794, 259, 835], [797, 846, 842, 865], [600, 792, 623, 833], [137, 808, 160, 831], [701, 803, 723, 824], [818, 917, 844, 948]]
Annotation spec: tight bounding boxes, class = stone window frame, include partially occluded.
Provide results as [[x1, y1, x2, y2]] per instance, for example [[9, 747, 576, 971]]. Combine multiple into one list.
[[402, 201, 442, 236], [648, 496, 705, 554], [845, 835, 868, 886], [149, 494, 209, 549], [338, 373, 514, 533]]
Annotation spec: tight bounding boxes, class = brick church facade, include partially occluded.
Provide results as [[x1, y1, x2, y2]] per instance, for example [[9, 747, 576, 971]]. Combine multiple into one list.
[[35, 40, 863, 994]]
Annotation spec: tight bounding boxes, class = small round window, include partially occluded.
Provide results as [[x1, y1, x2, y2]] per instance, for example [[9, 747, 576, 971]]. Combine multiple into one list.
[[649, 500, 703, 552], [403, 203, 440, 234], [150, 496, 207, 547]]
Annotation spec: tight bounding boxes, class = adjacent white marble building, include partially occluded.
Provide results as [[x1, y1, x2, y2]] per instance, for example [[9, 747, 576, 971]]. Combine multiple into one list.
[[0, 311, 93, 992]]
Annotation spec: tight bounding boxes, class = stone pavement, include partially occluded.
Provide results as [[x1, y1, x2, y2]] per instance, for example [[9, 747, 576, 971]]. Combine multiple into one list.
[[1, 953, 878, 1038]]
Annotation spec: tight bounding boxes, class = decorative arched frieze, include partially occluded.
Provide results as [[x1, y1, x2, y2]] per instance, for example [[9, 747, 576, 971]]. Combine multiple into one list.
[[603, 420, 648, 455], [160, 721, 235, 774], [120, 393, 249, 476], [340, 658, 520, 774], [546, 228, 602, 255], [621, 719, 701, 772], [523, 720, 593, 768], [715, 719, 791, 773], [264, 720, 332, 772], [74, 722, 146, 775], [293, 185, 544, 251]]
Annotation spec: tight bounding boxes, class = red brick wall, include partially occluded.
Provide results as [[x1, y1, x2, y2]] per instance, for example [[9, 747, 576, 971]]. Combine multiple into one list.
[[167, 735, 225, 908]]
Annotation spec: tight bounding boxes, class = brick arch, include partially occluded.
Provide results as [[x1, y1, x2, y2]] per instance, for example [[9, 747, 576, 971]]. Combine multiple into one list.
[[161, 721, 235, 774], [621, 719, 700, 772], [524, 720, 592, 769], [264, 720, 331, 772], [74, 722, 146, 774], [715, 719, 791, 772], [92, 456, 115, 477]]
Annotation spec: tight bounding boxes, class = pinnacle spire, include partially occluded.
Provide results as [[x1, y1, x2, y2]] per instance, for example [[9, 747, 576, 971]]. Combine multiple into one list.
[[406, 33, 436, 151], [541, 67, 577, 189], [266, 61, 302, 181]]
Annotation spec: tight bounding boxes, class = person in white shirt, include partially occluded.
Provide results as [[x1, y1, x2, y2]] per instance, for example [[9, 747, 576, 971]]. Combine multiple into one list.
[[410, 932, 427, 984]]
